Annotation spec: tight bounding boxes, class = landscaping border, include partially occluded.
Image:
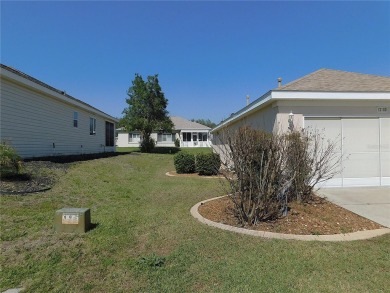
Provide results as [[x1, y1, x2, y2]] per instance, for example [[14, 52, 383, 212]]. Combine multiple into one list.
[[190, 196, 390, 241]]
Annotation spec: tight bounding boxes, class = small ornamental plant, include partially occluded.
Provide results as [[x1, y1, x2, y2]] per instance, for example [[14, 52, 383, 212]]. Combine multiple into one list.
[[0, 142, 22, 178], [173, 152, 196, 174], [196, 153, 221, 176], [174, 138, 180, 148]]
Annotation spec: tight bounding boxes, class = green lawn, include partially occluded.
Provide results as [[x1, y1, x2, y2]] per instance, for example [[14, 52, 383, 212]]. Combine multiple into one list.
[[1, 153, 389, 292]]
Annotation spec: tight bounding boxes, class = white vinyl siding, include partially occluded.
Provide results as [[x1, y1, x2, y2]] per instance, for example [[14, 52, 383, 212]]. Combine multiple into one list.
[[0, 78, 116, 158]]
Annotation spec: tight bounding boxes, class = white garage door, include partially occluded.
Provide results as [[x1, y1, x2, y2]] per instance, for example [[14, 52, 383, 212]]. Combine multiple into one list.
[[305, 117, 390, 187]]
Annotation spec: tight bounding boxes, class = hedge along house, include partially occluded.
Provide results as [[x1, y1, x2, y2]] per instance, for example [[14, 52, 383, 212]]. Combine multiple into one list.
[[212, 69, 390, 187], [116, 116, 212, 148], [0, 64, 118, 158]]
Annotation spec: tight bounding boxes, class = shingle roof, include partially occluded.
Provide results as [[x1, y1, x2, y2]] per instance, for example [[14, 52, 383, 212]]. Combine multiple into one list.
[[171, 116, 211, 130], [276, 68, 390, 92]]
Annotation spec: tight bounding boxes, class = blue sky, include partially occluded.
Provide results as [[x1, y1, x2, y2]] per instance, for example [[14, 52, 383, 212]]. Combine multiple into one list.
[[1, 1, 389, 123]]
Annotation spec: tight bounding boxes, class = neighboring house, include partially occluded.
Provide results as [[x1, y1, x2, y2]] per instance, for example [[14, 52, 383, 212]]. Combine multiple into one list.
[[0, 64, 118, 158], [116, 116, 212, 148], [212, 68, 390, 187]]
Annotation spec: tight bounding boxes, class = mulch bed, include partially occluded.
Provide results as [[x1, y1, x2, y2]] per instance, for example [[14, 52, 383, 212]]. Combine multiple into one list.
[[198, 195, 383, 235], [0, 161, 69, 195]]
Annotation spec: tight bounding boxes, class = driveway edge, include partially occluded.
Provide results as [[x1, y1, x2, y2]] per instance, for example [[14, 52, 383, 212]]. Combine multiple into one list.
[[190, 196, 390, 241]]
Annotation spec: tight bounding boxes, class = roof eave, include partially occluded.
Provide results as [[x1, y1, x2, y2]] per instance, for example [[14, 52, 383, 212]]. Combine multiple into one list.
[[212, 90, 273, 133], [1, 64, 119, 122]]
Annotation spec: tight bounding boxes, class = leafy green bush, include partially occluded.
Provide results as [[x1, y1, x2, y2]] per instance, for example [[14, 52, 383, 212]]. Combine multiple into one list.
[[286, 131, 312, 203], [196, 153, 221, 176], [174, 138, 180, 148], [174, 152, 195, 173], [0, 142, 22, 177], [140, 137, 155, 153]]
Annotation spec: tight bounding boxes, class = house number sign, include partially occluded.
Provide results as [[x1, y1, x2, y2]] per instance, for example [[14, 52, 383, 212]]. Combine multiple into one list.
[[62, 213, 79, 225]]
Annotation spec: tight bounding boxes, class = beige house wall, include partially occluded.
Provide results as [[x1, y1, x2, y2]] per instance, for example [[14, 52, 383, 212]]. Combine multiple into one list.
[[1, 77, 116, 158]]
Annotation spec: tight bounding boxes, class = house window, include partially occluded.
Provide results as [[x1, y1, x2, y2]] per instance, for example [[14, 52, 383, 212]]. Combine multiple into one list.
[[157, 133, 173, 142], [105, 121, 115, 146], [73, 112, 78, 127], [129, 133, 141, 142], [182, 132, 191, 142], [89, 117, 96, 135], [198, 132, 208, 141]]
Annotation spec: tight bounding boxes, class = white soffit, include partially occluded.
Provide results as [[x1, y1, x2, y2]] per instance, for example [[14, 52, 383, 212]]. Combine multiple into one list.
[[211, 90, 390, 133], [272, 91, 390, 101]]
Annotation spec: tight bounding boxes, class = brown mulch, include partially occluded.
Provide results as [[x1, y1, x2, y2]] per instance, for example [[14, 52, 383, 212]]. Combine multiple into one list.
[[0, 161, 69, 195], [198, 195, 383, 235]]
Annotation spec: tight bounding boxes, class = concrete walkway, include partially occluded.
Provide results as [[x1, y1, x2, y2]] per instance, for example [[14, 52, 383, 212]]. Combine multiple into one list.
[[318, 187, 390, 228]]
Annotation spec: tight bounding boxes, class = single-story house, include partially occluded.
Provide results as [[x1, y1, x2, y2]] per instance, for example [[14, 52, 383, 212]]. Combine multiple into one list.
[[116, 116, 212, 148], [0, 64, 118, 158], [212, 68, 390, 187]]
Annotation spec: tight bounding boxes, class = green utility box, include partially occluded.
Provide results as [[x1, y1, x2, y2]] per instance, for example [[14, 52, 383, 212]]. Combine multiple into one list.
[[55, 208, 91, 233]]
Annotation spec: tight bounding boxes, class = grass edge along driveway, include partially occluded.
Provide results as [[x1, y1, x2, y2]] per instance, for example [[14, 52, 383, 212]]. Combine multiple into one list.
[[1, 151, 389, 292]]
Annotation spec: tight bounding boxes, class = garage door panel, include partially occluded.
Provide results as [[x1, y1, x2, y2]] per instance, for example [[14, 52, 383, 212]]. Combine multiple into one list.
[[329, 154, 343, 178], [381, 151, 390, 177], [305, 117, 387, 187], [305, 118, 342, 151], [343, 118, 379, 153], [343, 153, 380, 178], [380, 118, 390, 150]]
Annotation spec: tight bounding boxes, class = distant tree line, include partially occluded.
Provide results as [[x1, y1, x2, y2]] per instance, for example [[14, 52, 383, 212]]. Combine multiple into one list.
[[190, 118, 217, 129]]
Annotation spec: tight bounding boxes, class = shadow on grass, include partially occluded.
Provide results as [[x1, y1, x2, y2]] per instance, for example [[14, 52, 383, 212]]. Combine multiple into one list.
[[24, 152, 133, 164], [89, 223, 99, 232], [150, 147, 180, 154]]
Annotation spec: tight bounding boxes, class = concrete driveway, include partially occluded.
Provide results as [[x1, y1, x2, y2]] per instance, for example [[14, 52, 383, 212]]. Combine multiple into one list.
[[318, 187, 390, 228]]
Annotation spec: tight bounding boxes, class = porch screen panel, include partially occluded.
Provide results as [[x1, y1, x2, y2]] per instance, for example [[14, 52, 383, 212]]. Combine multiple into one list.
[[105, 122, 115, 147], [183, 132, 191, 141]]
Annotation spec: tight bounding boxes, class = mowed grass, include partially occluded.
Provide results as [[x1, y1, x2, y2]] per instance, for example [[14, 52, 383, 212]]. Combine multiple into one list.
[[1, 152, 389, 292]]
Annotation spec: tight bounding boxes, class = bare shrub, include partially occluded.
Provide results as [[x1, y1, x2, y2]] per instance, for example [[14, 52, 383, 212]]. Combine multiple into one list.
[[216, 126, 293, 225], [286, 129, 342, 203], [214, 126, 341, 226]]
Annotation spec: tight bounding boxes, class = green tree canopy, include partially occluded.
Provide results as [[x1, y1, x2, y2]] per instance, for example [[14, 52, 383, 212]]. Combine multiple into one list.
[[122, 74, 173, 152], [190, 118, 217, 129]]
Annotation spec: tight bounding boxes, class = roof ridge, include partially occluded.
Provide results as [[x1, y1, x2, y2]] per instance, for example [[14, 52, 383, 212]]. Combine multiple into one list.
[[275, 68, 390, 92], [277, 68, 327, 90], [278, 68, 390, 90]]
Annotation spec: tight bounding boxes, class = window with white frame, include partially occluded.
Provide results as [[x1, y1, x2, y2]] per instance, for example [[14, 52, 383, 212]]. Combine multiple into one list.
[[89, 117, 96, 135], [157, 133, 173, 142], [129, 133, 141, 142], [73, 112, 78, 128]]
